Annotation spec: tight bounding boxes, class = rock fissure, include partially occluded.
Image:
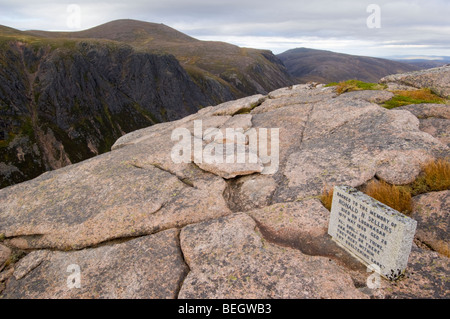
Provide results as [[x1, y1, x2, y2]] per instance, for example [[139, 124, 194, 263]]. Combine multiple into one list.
[[149, 162, 196, 188], [174, 228, 191, 299]]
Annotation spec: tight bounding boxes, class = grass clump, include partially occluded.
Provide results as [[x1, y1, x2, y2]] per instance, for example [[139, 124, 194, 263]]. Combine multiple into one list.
[[382, 88, 446, 109], [409, 158, 450, 195], [326, 80, 387, 95], [363, 180, 413, 214], [319, 182, 412, 214], [320, 158, 449, 214]]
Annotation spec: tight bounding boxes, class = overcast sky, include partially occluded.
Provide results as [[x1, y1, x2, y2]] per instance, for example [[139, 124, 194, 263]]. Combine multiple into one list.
[[1, 0, 449, 57]]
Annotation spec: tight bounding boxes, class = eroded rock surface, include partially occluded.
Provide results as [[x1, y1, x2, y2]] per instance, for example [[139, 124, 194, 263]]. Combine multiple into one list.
[[411, 191, 450, 258], [1, 67, 449, 299], [377, 244, 450, 299], [179, 213, 366, 299], [0, 244, 11, 271], [397, 103, 450, 147], [2, 229, 188, 299]]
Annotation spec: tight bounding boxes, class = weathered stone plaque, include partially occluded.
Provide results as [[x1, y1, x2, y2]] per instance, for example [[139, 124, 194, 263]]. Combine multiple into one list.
[[328, 186, 417, 280]]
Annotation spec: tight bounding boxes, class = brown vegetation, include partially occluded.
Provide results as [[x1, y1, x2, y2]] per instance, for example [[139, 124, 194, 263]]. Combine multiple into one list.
[[409, 158, 450, 195], [363, 180, 413, 214], [382, 88, 446, 109], [320, 158, 450, 214]]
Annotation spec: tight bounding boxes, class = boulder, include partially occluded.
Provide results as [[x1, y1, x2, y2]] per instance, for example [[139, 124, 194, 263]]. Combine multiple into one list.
[[0, 143, 231, 250], [380, 66, 450, 98], [397, 104, 450, 148], [210, 94, 266, 116], [2, 229, 188, 299], [178, 213, 366, 299]]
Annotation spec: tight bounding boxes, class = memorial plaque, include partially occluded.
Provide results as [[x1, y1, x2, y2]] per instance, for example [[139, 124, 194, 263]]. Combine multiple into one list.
[[328, 185, 417, 280]]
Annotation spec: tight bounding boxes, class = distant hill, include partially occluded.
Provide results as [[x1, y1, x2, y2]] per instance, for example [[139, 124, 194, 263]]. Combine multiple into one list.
[[277, 48, 420, 83], [27, 20, 199, 46], [27, 19, 294, 100], [385, 56, 450, 70]]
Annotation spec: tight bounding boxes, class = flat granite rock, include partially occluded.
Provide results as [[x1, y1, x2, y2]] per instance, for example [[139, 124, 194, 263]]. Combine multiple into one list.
[[2, 229, 188, 299], [418, 118, 450, 148], [397, 104, 450, 148], [378, 244, 450, 299], [247, 200, 329, 245], [411, 191, 450, 258], [178, 213, 366, 299], [337, 90, 395, 104], [1, 67, 449, 299], [251, 85, 335, 115], [267, 84, 334, 99], [224, 174, 277, 212], [276, 98, 446, 201], [396, 103, 450, 120], [245, 200, 361, 268], [195, 143, 264, 179], [0, 142, 231, 250], [211, 94, 266, 116]]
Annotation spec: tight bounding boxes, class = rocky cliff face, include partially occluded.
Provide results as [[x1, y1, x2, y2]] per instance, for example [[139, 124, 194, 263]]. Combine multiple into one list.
[[277, 47, 420, 83], [30, 20, 295, 100], [0, 39, 224, 189], [0, 22, 295, 189], [0, 67, 449, 299]]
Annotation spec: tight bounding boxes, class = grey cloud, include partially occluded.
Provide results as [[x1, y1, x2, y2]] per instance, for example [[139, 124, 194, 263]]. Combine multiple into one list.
[[0, 0, 448, 56]]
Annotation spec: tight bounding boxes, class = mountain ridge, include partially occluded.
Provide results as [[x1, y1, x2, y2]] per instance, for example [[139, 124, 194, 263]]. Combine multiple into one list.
[[0, 20, 293, 188], [25, 19, 200, 45], [0, 35, 216, 188], [278, 47, 420, 83], [25, 19, 295, 98], [0, 19, 443, 190]]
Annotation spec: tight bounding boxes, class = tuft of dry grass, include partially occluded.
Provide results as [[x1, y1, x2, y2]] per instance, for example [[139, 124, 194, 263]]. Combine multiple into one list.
[[320, 186, 334, 211], [319, 159, 449, 213], [410, 158, 450, 195], [364, 180, 412, 214]]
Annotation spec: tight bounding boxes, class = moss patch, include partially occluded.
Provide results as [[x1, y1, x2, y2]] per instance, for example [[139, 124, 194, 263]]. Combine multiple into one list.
[[325, 80, 387, 95], [382, 88, 446, 109]]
